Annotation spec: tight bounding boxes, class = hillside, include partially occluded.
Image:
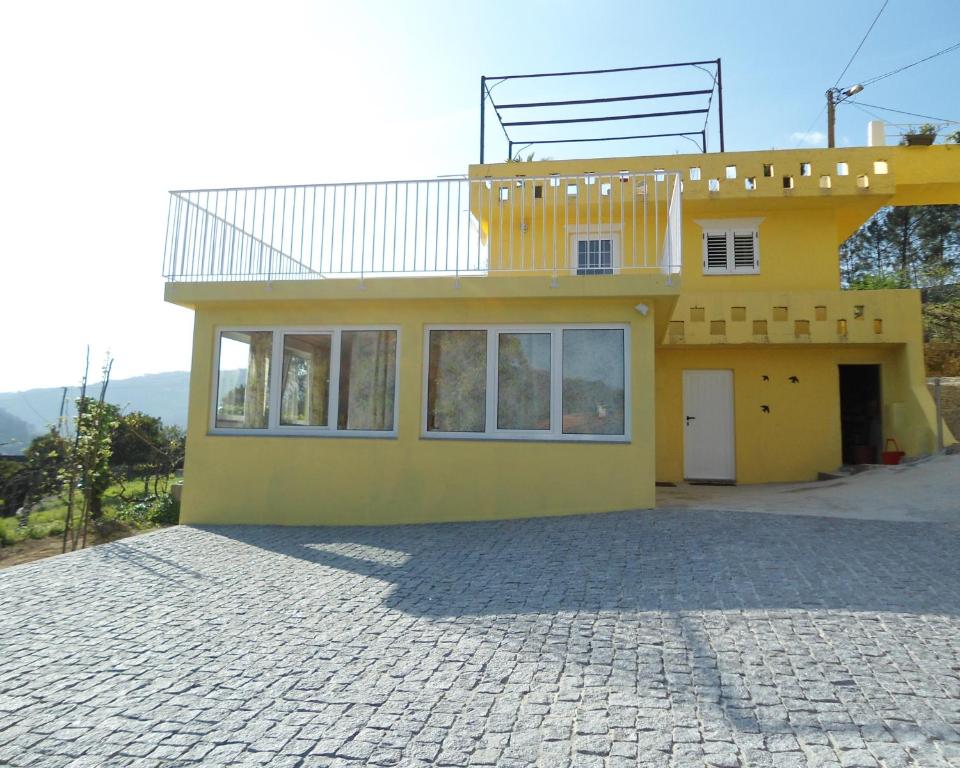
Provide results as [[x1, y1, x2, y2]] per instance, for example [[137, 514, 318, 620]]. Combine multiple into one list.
[[0, 371, 191, 452]]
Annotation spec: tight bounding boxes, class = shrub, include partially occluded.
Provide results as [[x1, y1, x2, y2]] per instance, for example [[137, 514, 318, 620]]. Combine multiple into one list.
[[111, 494, 180, 528], [0, 518, 26, 546]]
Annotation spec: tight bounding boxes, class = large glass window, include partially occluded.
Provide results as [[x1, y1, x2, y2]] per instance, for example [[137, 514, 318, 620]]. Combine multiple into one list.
[[213, 327, 398, 436], [280, 334, 331, 427], [215, 331, 273, 429], [562, 329, 625, 435], [337, 330, 398, 431], [497, 333, 552, 431], [426, 330, 487, 432], [423, 325, 629, 441]]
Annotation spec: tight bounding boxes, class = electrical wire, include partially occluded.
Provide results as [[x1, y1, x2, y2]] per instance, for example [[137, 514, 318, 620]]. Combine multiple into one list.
[[860, 41, 960, 86], [846, 100, 960, 124], [834, 0, 889, 87], [794, 1, 887, 147]]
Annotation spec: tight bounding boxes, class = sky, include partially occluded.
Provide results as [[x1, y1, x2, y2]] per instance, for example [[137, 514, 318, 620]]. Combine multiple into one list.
[[2, 0, 959, 392]]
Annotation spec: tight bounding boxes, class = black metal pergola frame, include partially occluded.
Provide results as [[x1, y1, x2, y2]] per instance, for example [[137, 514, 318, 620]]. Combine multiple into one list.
[[479, 59, 725, 163]]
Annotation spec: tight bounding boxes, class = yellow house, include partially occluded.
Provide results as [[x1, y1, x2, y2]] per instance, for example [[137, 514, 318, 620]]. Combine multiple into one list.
[[164, 138, 959, 526]]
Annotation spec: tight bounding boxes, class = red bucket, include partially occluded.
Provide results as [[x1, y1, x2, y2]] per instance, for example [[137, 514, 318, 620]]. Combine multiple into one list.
[[881, 438, 905, 465]]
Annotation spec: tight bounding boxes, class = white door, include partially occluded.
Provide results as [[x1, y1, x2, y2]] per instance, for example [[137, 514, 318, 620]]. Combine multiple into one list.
[[683, 370, 735, 481]]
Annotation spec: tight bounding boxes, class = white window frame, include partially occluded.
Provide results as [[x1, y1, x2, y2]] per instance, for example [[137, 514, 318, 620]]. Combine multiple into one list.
[[421, 324, 631, 443], [210, 325, 401, 438], [695, 217, 763, 275], [566, 225, 622, 275]]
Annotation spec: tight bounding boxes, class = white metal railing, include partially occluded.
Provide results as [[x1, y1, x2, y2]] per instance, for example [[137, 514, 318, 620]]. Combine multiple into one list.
[[163, 171, 682, 282]]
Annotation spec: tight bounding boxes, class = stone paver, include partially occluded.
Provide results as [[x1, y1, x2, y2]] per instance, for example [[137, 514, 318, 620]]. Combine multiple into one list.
[[0, 510, 958, 767]]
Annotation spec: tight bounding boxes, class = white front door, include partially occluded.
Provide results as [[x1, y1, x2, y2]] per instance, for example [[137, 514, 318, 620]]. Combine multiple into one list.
[[682, 369, 735, 481]]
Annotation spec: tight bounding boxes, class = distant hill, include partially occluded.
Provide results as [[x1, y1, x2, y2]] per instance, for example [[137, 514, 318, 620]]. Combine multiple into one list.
[[0, 408, 36, 454], [0, 371, 191, 453]]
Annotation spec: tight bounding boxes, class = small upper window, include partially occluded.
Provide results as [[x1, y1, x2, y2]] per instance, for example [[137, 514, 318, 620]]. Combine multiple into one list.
[[696, 218, 762, 275], [569, 229, 619, 275]]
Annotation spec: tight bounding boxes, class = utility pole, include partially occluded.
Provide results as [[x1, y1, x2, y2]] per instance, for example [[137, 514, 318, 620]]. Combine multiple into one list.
[[826, 90, 837, 148], [826, 84, 863, 149]]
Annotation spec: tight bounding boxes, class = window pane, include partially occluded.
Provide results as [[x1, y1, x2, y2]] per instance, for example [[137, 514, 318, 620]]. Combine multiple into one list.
[[337, 330, 398, 431], [215, 331, 272, 429], [562, 329, 625, 435], [427, 330, 487, 432], [577, 238, 613, 275], [280, 334, 331, 427], [497, 332, 551, 430]]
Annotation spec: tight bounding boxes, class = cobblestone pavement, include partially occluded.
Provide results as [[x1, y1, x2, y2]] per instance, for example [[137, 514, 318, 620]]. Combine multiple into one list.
[[1, 511, 959, 767]]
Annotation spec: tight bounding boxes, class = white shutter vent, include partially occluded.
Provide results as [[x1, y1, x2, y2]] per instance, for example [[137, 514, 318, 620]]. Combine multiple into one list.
[[705, 233, 728, 271], [697, 219, 762, 274], [732, 232, 757, 270]]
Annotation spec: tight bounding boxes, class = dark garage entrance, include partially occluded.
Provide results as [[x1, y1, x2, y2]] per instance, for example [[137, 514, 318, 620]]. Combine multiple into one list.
[[839, 364, 882, 465]]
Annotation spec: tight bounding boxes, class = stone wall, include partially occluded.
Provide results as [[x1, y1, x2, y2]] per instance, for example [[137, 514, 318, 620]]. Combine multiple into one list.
[[927, 377, 960, 445]]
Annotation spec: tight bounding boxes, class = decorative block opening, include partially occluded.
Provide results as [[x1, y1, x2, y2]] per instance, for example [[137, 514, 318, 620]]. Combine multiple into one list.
[[815, 305, 828, 321], [654, 169, 666, 182], [668, 321, 685, 340], [854, 304, 865, 319], [566, 184, 578, 197], [762, 164, 774, 177], [836, 162, 849, 176], [690, 306, 706, 322], [584, 174, 597, 185], [874, 319, 883, 334], [708, 179, 720, 192], [689, 166, 701, 181], [534, 185, 543, 199], [731, 306, 747, 321], [800, 162, 812, 176], [499, 187, 510, 201], [837, 319, 848, 336], [549, 174, 561, 187], [725, 165, 737, 180], [819, 175, 832, 189], [601, 182, 612, 196], [618, 170, 630, 182], [773, 306, 788, 321], [710, 320, 726, 336], [753, 319, 768, 335], [745, 177, 757, 191], [794, 320, 811, 337], [783, 176, 794, 190], [873, 160, 889, 175], [857, 174, 870, 189]]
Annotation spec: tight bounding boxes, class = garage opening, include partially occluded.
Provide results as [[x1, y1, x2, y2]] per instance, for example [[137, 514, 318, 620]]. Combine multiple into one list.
[[839, 364, 882, 465]]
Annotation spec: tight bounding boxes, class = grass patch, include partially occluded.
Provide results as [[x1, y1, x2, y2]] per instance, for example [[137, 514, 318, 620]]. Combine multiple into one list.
[[0, 477, 179, 547]]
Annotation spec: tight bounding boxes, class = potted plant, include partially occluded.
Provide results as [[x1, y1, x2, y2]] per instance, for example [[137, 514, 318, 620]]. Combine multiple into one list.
[[902, 123, 937, 146]]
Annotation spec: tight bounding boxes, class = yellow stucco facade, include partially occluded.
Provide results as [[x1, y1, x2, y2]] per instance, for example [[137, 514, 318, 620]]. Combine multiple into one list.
[[166, 144, 958, 526]]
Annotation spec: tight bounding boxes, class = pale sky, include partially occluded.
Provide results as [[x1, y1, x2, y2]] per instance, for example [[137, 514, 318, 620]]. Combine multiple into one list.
[[2, 0, 958, 392]]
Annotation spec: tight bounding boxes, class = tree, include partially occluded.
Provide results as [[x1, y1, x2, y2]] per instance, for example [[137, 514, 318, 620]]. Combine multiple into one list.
[[842, 204, 960, 343]]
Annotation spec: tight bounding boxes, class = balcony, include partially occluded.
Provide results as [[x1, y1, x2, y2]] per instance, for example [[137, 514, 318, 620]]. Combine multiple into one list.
[[162, 171, 681, 284]]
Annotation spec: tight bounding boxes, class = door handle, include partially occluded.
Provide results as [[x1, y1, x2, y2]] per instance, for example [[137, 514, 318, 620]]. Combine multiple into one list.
[[685, 416, 696, 425]]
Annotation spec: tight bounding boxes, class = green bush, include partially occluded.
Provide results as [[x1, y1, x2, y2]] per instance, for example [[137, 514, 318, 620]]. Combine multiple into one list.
[[111, 494, 180, 528], [0, 518, 27, 546]]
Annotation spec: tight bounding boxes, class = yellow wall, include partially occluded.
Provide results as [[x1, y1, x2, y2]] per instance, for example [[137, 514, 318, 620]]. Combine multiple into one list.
[[655, 343, 942, 485], [181, 297, 657, 526]]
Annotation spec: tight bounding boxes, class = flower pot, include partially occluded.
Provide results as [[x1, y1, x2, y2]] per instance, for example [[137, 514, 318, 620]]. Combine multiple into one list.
[[903, 133, 936, 146]]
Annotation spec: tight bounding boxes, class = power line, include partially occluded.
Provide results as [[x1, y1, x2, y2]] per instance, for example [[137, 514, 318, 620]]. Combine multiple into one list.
[[834, 0, 889, 87], [847, 100, 960, 124], [861, 41, 960, 86], [795, 0, 887, 148]]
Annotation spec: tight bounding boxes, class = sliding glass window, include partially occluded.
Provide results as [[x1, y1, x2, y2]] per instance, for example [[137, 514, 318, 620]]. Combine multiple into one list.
[[212, 327, 399, 437], [423, 325, 629, 442]]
